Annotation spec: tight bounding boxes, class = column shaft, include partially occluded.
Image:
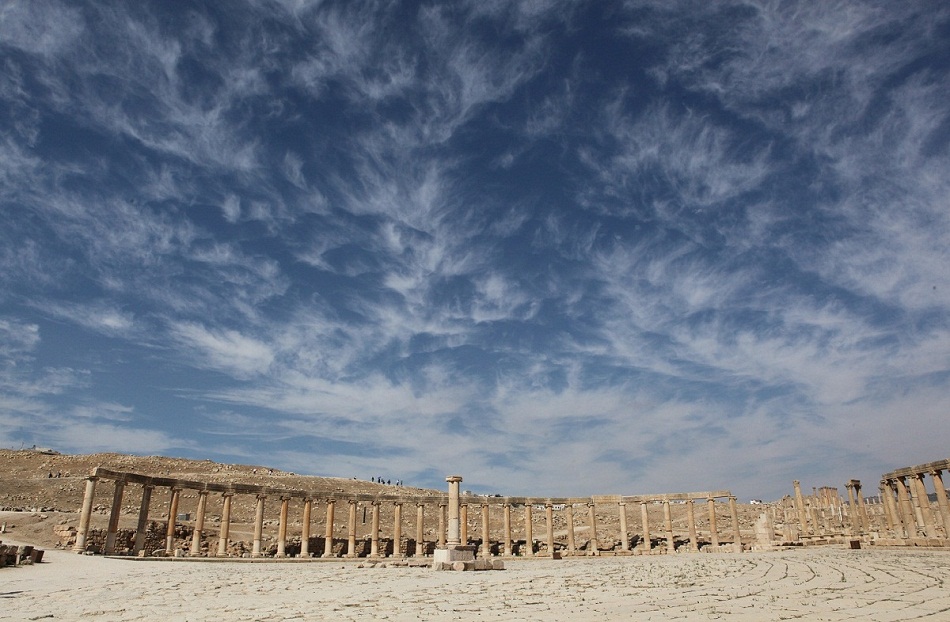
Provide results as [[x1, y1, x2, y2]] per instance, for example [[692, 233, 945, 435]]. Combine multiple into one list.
[[301, 498, 312, 557], [845, 484, 859, 535], [895, 477, 917, 537], [545, 503, 555, 557], [707, 498, 719, 547], [392, 502, 403, 557], [416, 504, 426, 556], [438, 503, 447, 547], [618, 503, 629, 551], [524, 504, 533, 556], [566, 504, 576, 554], [323, 499, 336, 557], [686, 499, 698, 552], [640, 502, 651, 552], [277, 497, 290, 557], [913, 474, 938, 538], [189, 490, 208, 556], [165, 487, 181, 554], [74, 476, 99, 553], [729, 496, 742, 552], [793, 480, 809, 536], [346, 500, 357, 557], [481, 504, 491, 558], [854, 483, 870, 534], [252, 495, 266, 557], [133, 484, 153, 555], [370, 502, 381, 557], [216, 493, 232, 557], [446, 476, 461, 546], [104, 479, 125, 555], [460, 504, 469, 545], [587, 503, 598, 556], [931, 470, 950, 537], [503, 504, 513, 556], [663, 500, 675, 553]]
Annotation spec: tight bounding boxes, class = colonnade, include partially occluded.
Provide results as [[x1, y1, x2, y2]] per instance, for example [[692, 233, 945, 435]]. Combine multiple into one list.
[[73, 467, 743, 557], [878, 460, 950, 542]]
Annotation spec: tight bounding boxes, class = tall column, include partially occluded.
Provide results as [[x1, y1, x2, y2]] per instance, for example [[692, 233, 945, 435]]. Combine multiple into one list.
[[881, 480, 900, 534], [545, 503, 555, 557], [587, 502, 598, 556], [565, 504, 576, 554], [346, 499, 358, 557], [524, 503, 533, 556], [301, 498, 313, 557], [392, 502, 403, 557], [215, 492, 232, 557], [73, 476, 99, 553], [707, 498, 719, 547], [663, 500, 675, 553], [913, 474, 938, 538], [931, 470, 950, 537], [164, 487, 182, 554], [481, 503, 491, 558], [277, 496, 290, 557], [132, 484, 153, 555], [323, 499, 336, 557], [189, 490, 208, 556], [640, 501, 652, 552], [845, 483, 860, 535], [503, 504, 513, 556], [618, 502, 629, 552], [446, 475, 462, 546], [252, 494, 266, 557], [438, 503, 447, 547], [460, 503, 469, 545], [370, 501, 381, 557], [686, 499, 698, 552], [104, 478, 126, 555], [895, 477, 917, 537], [906, 476, 926, 535], [729, 496, 742, 552], [793, 480, 809, 536], [416, 503, 426, 556], [853, 482, 870, 535]]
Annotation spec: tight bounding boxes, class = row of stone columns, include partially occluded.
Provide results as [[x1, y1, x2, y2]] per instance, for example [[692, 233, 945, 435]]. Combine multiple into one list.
[[73, 473, 743, 557], [880, 469, 950, 540]]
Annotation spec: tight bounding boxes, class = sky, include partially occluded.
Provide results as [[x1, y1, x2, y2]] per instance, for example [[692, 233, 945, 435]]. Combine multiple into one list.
[[2, 1, 949, 501]]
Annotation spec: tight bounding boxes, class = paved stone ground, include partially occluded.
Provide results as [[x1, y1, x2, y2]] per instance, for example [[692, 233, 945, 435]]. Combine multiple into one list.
[[3, 546, 949, 621]]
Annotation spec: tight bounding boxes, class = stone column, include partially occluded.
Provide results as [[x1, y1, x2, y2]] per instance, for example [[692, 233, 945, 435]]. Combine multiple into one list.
[[460, 503, 469, 545], [301, 498, 313, 557], [545, 503, 555, 557], [392, 502, 403, 557], [104, 478, 126, 555], [524, 503, 533, 556], [663, 500, 675, 553], [132, 484, 153, 555], [793, 480, 809, 536], [587, 502, 598, 556], [503, 504, 513, 556], [931, 470, 950, 537], [189, 490, 208, 556], [323, 499, 336, 557], [881, 480, 899, 534], [369, 501, 381, 557], [164, 487, 182, 554], [729, 496, 742, 552], [74, 476, 99, 553], [416, 503, 426, 556], [686, 499, 698, 552], [346, 499, 358, 557], [618, 502, 629, 552], [853, 481, 870, 535], [845, 482, 860, 535], [707, 498, 719, 547], [566, 504, 576, 554], [438, 503, 447, 547], [277, 496, 290, 557], [640, 501, 652, 552], [895, 476, 917, 537], [252, 494, 266, 557], [481, 503, 491, 558], [913, 473, 938, 538], [446, 476, 462, 546], [215, 492, 232, 557]]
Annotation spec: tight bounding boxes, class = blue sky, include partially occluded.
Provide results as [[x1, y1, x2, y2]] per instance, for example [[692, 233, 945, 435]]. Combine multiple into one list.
[[2, 1, 949, 500]]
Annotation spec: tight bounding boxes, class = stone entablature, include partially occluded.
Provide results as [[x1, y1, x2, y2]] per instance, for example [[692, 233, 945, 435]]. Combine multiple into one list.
[[72, 467, 743, 559]]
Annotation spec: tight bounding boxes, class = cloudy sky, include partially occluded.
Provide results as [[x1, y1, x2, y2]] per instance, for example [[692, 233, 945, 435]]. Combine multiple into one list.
[[2, 1, 949, 500]]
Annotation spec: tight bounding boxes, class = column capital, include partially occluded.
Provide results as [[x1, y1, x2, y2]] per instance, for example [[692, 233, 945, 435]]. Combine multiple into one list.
[[256, 493, 268, 500], [416, 502, 425, 508], [618, 501, 626, 507], [347, 498, 358, 505], [197, 489, 210, 496], [445, 475, 463, 484], [930, 468, 943, 477], [371, 500, 381, 506]]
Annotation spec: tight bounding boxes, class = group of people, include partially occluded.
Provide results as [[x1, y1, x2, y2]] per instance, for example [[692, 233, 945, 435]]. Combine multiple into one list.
[[370, 476, 404, 486]]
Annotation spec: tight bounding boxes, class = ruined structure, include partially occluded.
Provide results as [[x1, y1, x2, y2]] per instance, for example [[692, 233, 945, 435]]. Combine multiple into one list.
[[73, 467, 744, 559]]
